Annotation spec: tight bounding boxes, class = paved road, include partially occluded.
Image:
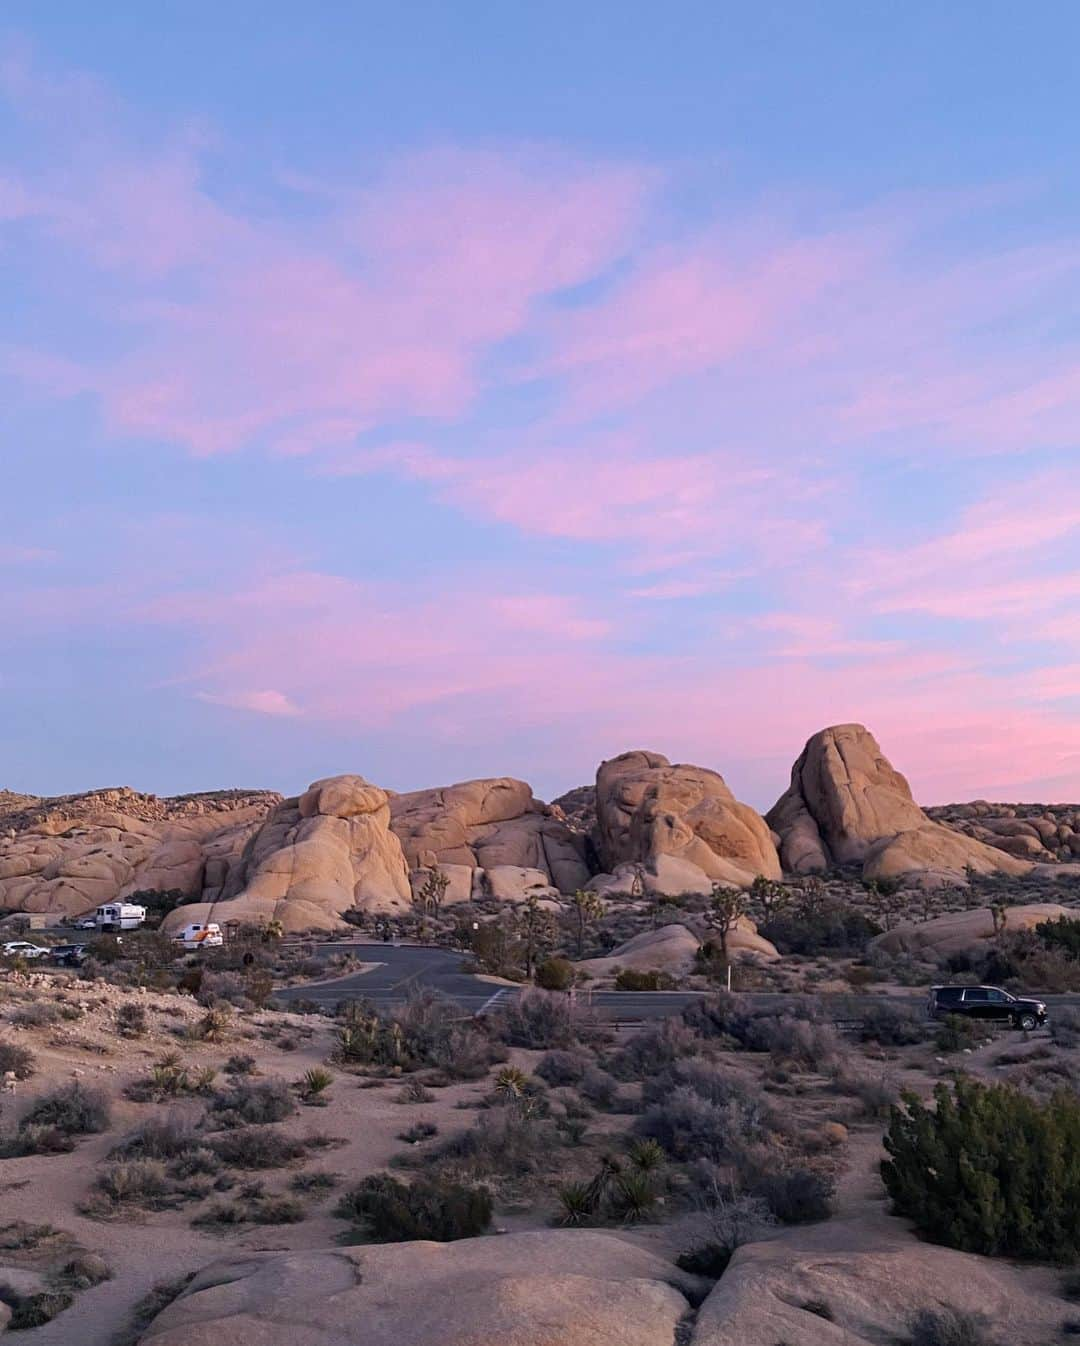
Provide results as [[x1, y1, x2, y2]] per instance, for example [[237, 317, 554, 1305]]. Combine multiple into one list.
[[273, 941, 1080, 1025], [273, 942, 709, 1022]]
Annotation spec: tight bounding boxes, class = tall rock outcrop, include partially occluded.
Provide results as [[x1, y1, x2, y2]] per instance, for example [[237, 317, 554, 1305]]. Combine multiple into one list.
[[590, 750, 781, 895], [767, 724, 1032, 883], [389, 777, 589, 898], [163, 775, 411, 935]]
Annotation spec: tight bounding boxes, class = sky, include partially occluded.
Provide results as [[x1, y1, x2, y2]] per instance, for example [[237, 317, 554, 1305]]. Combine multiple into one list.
[[2, 3, 1080, 810]]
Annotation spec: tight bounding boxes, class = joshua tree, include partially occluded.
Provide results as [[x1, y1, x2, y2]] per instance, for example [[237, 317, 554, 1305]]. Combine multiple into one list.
[[569, 888, 605, 958], [706, 883, 746, 960], [749, 875, 789, 922], [517, 895, 557, 980], [415, 867, 451, 921]]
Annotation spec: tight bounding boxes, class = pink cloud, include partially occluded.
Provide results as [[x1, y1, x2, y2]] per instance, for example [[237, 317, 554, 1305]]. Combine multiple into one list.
[[196, 689, 301, 717]]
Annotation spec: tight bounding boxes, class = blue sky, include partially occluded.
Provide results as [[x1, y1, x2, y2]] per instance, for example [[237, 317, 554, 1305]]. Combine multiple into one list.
[[3, 4, 1080, 809]]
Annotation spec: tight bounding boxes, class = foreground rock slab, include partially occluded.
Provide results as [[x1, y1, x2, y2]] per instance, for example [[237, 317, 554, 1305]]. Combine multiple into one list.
[[694, 1219, 1062, 1346], [138, 1230, 704, 1346]]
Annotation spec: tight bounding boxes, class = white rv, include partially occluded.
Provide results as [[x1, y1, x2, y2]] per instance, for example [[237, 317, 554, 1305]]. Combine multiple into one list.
[[95, 902, 147, 932], [173, 921, 224, 951]]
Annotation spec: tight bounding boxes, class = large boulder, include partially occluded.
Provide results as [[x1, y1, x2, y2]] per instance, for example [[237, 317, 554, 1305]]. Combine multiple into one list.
[[390, 778, 589, 893], [137, 1230, 705, 1346], [767, 725, 1032, 882], [592, 751, 781, 893], [871, 902, 1071, 957], [163, 775, 412, 934], [693, 1218, 1061, 1345], [577, 920, 778, 978]]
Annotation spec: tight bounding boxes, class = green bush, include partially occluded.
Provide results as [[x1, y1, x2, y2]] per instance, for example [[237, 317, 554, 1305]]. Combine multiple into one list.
[[336, 1173, 491, 1242], [882, 1079, 1080, 1260], [1035, 915, 1080, 960], [909, 1307, 991, 1346], [21, 1083, 111, 1137], [614, 968, 674, 991], [535, 958, 575, 991], [934, 1014, 986, 1053], [0, 1038, 36, 1079]]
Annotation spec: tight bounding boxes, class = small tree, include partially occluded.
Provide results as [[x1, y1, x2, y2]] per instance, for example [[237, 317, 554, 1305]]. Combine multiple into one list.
[[706, 883, 746, 960], [517, 896, 557, 980], [568, 889, 604, 958], [748, 875, 789, 926], [415, 867, 451, 921]]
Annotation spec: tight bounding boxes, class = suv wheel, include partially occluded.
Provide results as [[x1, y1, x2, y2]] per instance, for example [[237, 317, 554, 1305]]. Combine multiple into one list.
[[1016, 1012, 1038, 1031]]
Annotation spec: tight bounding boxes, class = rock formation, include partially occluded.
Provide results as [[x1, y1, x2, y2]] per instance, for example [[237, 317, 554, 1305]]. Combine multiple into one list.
[[389, 777, 589, 900], [871, 902, 1071, 957], [767, 724, 1032, 884], [0, 788, 276, 919], [577, 920, 778, 978], [137, 1230, 705, 1346], [162, 775, 412, 935], [590, 750, 781, 895]]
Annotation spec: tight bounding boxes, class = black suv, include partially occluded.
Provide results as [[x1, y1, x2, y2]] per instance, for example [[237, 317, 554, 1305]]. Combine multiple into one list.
[[928, 984, 1047, 1031]]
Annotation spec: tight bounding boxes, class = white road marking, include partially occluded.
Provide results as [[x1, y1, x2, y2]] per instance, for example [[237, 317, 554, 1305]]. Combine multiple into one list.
[[478, 988, 509, 1015]]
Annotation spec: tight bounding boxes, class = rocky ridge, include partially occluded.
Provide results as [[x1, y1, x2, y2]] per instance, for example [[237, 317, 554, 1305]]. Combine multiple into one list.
[[3, 724, 1077, 933]]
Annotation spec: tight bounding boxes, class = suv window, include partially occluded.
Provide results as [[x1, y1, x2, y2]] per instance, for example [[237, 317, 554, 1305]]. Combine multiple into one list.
[[963, 988, 989, 1002], [986, 989, 1010, 1003], [935, 988, 963, 1004]]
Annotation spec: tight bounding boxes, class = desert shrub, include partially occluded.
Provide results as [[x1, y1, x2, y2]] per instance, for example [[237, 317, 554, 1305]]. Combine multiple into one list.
[[397, 1078, 434, 1104], [290, 1170, 339, 1193], [579, 1065, 619, 1110], [839, 1071, 899, 1120], [883, 1079, 1080, 1260], [111, 1113, 199, 1161], [0, 1285, 74, 1329], [611, 1018, 699, 1080], [335, 994, 501, 1080], [224, 1053, 257, 1076], [113, 1274, 195, 1346], [115, 1002, 149, 1037], [193, 1006, 232, 1042], [210, 1077, 296, 1128], [535, 1049, 589, 1087], [125, 1052, 216, 1103], [489, 988, 603, 1050], [208, 1126, 309, 1169], [681, 992, 740, 1039], [637, 1076, 768, 1164], [759, 904, 880, 955], [428, 1106, 553, 1184], [336, 1173, 491, 1242], [0, 1038, 36, 1079], [858, 1001, 926, 1046], [398, 1121, 439, 1144], [8, 1000, 64, 1028], [1052, 1009, 1080, 1049], [614, 968, 675, 991], [535, 957, 575, 991], [1035, 915, 1080, 960], [21, 1083, 110, 1137], [194, 1194, 305, 1227], [752, 1015, 842, 1071], [57, 1252, 112, 1289], [750, 1165, 834, 1224], [677, 1187, 775, 1278], [934, 1014, 986, 1053], [909, 1307, 992, 1346], [86, 1159, 172, 1211]]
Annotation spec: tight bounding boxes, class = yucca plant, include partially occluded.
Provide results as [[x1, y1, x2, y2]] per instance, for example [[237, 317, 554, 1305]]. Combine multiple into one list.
[[197, 1007, 231, 1043], [556, 1181, 594, 1226], [628, 1138, 665, 1173], [493, 1065, 529, 1099], [610, 1170, 658, 1224], [299, 1067, 334, 1104]]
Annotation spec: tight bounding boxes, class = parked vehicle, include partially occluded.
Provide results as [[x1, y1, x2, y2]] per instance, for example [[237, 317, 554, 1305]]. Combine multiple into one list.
[[173, 921, 223, 950], [72, 916, 98, 930], [927, 984, 1047, 1030], [2, 940, 50, 960], [49, 944, 88, 967], [94, 903, 147, 932]]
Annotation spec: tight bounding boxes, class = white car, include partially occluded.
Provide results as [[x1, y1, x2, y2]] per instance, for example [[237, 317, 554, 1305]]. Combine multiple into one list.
[[2, 941, 51, 960]]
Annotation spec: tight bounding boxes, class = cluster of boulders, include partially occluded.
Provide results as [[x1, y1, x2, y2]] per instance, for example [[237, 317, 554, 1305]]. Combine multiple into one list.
[[3, 723, 1077, 935], [927, 801, 1080, 863]]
